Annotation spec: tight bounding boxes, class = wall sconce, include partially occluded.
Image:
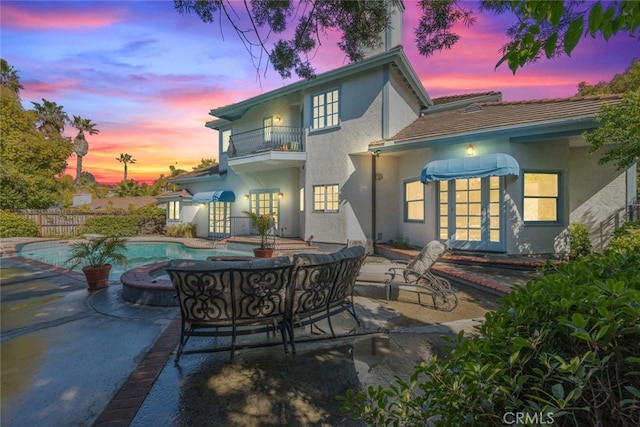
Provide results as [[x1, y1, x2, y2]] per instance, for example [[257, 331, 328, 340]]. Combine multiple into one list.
[[274, 116, 282, 125], [278, 192, 284, 199], [466, 144, 475, 156], [243, 194, 249, 200], [371, 149, 381, 157]]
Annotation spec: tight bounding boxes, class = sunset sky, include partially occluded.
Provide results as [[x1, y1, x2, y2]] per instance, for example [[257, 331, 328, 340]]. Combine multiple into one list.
[[2, 1, 638, 184]]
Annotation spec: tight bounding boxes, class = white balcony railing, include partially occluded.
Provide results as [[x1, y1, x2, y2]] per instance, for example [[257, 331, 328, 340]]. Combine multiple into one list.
[[227, 126, 304, 158]]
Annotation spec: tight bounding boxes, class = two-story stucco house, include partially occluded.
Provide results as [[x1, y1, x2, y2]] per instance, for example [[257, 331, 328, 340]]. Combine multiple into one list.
[[160, 7, 637, 257]]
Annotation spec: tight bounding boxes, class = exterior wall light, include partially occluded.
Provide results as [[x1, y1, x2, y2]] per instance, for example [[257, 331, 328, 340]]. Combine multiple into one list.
[[278, 192, 284, 199], [274, 116, 282, 125], [372, 150, 381, 157], [466, 144, 475, 156], [244, 194, 250, 200]]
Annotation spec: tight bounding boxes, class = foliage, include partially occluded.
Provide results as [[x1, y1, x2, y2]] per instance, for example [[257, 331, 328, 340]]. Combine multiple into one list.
[[578, 59, 640, 96], [1, 86, 73, 209], [243, 210, 274, 248], [115, 179, 144, 197], [1, 58, 24, 95], [175, 1, 639, 78], [339, 248, 640, 426], [78, 206, 166, 237], [481, 1, 640, 74], [71, 115, 100, 184], [583, 90, 640, 171], [192, 158, 217, 170], [0, 210, 39, 238], [608, 220, 640, 254], [393, 234, 411, 250], [568, 222, 591, 259], [66, 235, 128, 269], [164, 223, 196, 238], [31, 98, 69, 137]]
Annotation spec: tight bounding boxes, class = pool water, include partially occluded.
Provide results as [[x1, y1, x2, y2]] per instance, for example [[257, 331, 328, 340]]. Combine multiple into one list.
[[17, 240, 251, 281]]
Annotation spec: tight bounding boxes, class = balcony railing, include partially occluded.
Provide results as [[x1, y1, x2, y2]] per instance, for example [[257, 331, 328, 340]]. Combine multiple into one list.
[[227, 126, 304, 158]]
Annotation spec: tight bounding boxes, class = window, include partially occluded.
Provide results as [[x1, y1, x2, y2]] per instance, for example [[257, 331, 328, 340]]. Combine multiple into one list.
[[523, 172, 560, 222], [313, 184, 339, 212], [168, 201, 180, 221], [312, 88, 339, 130], [438, 181, 449, 240], [404, 180, 424, 221], [249, 190, 280, 229]]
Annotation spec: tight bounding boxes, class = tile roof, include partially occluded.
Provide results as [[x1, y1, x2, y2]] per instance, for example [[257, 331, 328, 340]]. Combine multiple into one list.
[[167, 164, 221, 181], [431, 91, 502, 105], [377, 94, 622, 145]]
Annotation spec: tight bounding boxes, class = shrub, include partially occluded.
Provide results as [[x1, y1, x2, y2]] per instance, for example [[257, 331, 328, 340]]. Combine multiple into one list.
[[0, 210, 39, 238], [393, 234, 411, 249], [164, 223, 196, 238], [568, 222, 591, 259], [77, 206, 166, 237], [339, 247, 640, 426], [609, 220, 640, 254]]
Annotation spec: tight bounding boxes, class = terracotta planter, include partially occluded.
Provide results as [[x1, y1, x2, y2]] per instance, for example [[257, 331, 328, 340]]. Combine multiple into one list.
[[253, 248, 274, 258], [82, 264, 112, 291]]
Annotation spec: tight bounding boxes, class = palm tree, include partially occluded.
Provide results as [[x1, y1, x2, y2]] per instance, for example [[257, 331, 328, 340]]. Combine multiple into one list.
[[31, 98, 68, 138], [0, 59, 24, 95], [71, 115, 100, 185], [116, 153, 136, 181]]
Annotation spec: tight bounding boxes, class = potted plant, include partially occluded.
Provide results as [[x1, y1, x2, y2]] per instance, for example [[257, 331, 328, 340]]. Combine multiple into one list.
[[243, 210, 275, 258], [66, 235, 128, 290]]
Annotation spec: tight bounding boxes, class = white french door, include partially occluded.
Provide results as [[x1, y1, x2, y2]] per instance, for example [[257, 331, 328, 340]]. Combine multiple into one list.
[[438, 176, 503, 252]]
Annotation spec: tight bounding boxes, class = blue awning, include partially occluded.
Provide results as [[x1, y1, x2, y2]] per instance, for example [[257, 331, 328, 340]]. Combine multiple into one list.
[[192, 190, 235, 203], [420, 153, 520, 183]]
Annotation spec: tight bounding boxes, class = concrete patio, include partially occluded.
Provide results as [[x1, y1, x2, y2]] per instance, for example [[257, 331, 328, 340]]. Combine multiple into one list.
[[1, 244, 536, 426]]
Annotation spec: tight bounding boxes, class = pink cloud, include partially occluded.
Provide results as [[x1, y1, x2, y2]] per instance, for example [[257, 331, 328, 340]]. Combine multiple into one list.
[[1, 3, 124, 30]]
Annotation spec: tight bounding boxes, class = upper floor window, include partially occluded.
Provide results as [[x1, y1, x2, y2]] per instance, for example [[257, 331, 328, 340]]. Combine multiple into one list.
[[312, 88, 340, 130], [313, 184, 339, 212], [168, 200, 180, 221], [523, 172, 560, 223], [404, 180, 424, 222]]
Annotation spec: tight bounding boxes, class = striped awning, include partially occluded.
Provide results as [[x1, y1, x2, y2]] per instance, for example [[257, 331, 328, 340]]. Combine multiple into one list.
[[421, 153, 520, 183]]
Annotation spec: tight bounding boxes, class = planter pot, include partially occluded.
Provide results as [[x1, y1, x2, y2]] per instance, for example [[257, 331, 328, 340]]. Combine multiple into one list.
[[253, 248, 274, 258], [82, 264, 112, 291]]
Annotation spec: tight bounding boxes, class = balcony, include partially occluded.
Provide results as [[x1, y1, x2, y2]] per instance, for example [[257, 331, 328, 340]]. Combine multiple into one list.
[[227, 126, 306, 173]]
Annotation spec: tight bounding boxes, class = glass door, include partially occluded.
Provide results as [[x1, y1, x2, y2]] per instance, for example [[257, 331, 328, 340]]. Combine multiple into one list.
[[438, 176, 503, 251], [208, 202, 231, 239], [250, 190, 279, 230]]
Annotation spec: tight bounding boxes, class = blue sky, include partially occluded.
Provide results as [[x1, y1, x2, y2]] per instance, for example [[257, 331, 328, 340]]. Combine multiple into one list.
[[2, 1, 637, 183]]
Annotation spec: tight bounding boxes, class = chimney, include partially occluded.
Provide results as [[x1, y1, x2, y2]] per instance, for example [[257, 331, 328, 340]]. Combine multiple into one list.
[[362, 0, 405, 58]]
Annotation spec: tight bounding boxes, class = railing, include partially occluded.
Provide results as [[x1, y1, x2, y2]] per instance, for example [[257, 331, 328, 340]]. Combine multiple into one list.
[[210, 216, 277, 248], [227, 126, 304, 158], [598, 202, 639, 250]]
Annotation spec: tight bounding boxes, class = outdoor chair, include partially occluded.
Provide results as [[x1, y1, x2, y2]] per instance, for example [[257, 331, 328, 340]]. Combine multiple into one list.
[[385, 240, 458, 311]]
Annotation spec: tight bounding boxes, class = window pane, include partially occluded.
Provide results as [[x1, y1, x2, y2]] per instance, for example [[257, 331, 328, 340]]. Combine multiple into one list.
[[456, 191, 468, 203], [456, 203, 468, 215], [490, 230, 500, 242], [440, 216, 448, 229], [469, 178, 481, 190], [457, 229, 468, 240], [469, 190, 481, 203], [468, 229, 481, 241], [524, 198, 557, 221], [469, 203, 481, 216], [406, 181, 423, 201], [490, 189, 499, 202], [407, 201, 424, 220], [524, 173, 558, 197]]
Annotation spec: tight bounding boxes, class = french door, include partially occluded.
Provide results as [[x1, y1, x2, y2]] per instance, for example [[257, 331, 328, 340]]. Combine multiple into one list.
[[438, 176, 503, 252], [250, 190, 280, 230], [208, 202, 231, 238]]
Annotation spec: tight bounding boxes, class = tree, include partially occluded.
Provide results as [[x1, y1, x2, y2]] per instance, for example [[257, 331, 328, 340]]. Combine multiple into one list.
[[193, 158, 217, 170], [175, 0, 639, 78], [579, 59, 640, 172], [116, 153, 137, 181], [31, 98, 69, 138], [115, 179, 143, 197], [0, 58, 24, 95], [1, 86, 73, 209], [584, 90, 640, 171], [71, 115, 100, 185]]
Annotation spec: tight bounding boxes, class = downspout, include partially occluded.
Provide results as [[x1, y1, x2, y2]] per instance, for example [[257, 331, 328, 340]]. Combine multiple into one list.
[[372, 152, 377, 247]]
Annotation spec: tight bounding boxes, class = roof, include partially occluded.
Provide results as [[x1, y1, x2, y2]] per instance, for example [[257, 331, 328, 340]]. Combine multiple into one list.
[[167, 164, 224, 184], [206, 46, 431, 125], [371, 94, 622, 151], [156, 189, 192, 201], [431, 91, 502, 106]]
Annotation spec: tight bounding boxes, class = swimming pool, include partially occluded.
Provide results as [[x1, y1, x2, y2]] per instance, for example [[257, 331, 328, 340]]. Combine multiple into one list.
[[17, 240, 251, 281]]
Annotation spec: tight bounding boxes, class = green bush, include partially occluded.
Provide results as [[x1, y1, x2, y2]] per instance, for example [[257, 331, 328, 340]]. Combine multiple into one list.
[[164, 223, 196, 238], [393, 234, 411, 249], [77, 206, 166, 237], [339, 247, 640, 426], [568, 222, 591, 259], [609, 220, 640, 254], [0, 210, 39, 237]]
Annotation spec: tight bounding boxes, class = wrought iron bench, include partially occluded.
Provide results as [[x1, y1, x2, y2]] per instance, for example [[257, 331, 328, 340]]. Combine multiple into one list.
[[166, 246, 366, 361]]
